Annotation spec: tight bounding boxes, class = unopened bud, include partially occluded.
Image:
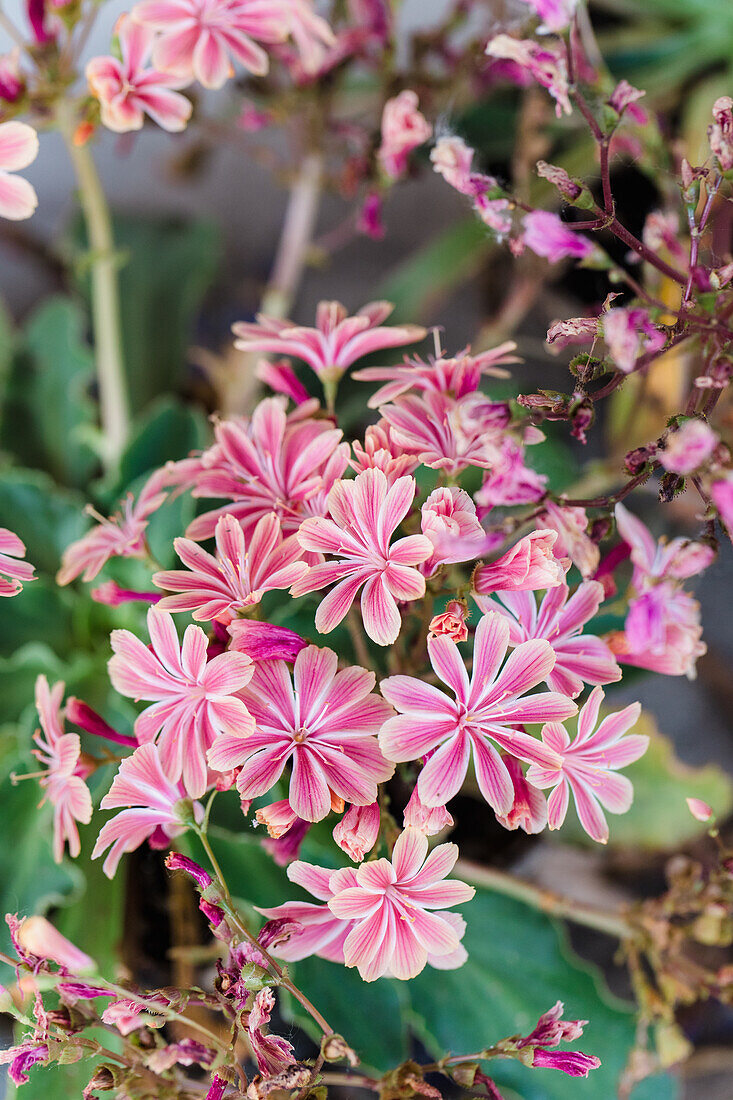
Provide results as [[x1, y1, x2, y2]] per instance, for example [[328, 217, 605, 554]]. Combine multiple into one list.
[[321, 1033, 359, 1067]]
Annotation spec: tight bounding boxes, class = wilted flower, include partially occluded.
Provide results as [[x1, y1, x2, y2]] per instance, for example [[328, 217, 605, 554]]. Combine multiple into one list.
[[247, 987, 297, 1076], [421, 487, 491, 572], [0, 121, 38, 221], [518, 0, 577, 33], [86, 15, 192, 133], [537, 502, 599, 578], [378, 90, 432, 179], [430, 135, 488, 196], [486, 36, 571, 117], [15, 916, 94, 973], [709, 96, 733, 172], [527, 686, 647, 843], [602, 307, 666, 374]]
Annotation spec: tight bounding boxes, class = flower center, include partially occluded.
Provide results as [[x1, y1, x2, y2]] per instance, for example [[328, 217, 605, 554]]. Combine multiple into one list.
[[293, 727, 309, 743]]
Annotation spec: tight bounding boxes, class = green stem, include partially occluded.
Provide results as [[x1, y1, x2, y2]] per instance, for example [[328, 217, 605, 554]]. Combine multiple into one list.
[[456, 859, 634, 940], [57, 102, 130, 468]]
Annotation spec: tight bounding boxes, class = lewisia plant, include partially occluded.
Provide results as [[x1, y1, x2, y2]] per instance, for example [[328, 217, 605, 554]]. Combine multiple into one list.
[[2, 1, 733, 1099]]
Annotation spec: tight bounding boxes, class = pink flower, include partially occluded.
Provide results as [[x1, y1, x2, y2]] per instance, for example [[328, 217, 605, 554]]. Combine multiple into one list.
[[92, 743, 204, 877], [16, 916, 94, 973], [608, 79, 647, 122], [291, 469, 433, 645], [537, 502, 599, 578], [153, 512, 307, 622], [532, 1050, 602, 1076], [709, 96, 733, 172], [518, 0, 577, 33], [660, 419, 717, 475], [227, 619, 307, 662], [474, 194, 512, 238], [255, 798, 299, 838], [615, 502, 715, 586], [109, 607, 254, 797], [517, 1002, 601, 1078], [379, 391, 510, 477], [354, 343, 516, 408], [132, 0, 314, 88], [428, 600, 469, 644], [247, 987, 296, 1076], [473, 531, 566, 596], [486, 37, 571, 117], [327, 828, 474, 981], [476, 582, 621, 698], [186, 397, 350, 542], [333, 802, 380, 861], [207, 644, 393, 820], [526, 686, 647, 843], [32, 676, 93, 863], [602, 307, 666, 373], [257, 861, 362, 963], [380, 611, 577, 812], [350, 422, 418, 484], [521, 211, 594, 263], [57, 469, 169, 585], [495, 754, 547, 834], [357, 190, 385, 240], [711, 474, 733, 538], [614, 585, 706, 678], [0, 121, 38, 221], [430, 135, 490, 196], [378, 90, 432, 179], [403, 784, 454, 835], [86, 15, 192, 133], [233, 300, 425, 387], [421, 487, 491, 572], [0, 526, 35, 596], [474, 437, 547, 511]]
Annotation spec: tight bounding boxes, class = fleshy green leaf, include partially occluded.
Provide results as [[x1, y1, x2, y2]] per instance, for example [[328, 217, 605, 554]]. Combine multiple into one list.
[[0, 468, 87, 576]]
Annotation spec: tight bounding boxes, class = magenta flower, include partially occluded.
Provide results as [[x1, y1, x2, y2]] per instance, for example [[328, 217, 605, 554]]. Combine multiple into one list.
[[476, 582, 621, 698], [521, 211, 594, 263], [228, 618, 307, 662], [0, 1040, 49, 1086], [711, 474, 733, 538], [207, 644, 393, 820], [379, 391, 510, 477], [328, 828, 474, 981], [92, 743, 204, 877], [611, 585, 706, 678], [527, 686, 647, 843], [380, 611, 577, 813], [233, 300, 425, 387], [109, 607, 255, 798], [153, 512, 307, 622], [377, 90, 432, 179], [473, 531, 566, 596], [57, 469, 169, 585], [602, 307, 666, 373], [0, 121, 38, 221], [291, 468, 433, 645], [517, 1001, 601, 1078], [186, 397, 350, 542], [354, 343, 516, 408], [86, 15, 192, 133], [615, 503, 715, 588], [0, 526, 35, 596], [32, 676, 93, 863], [486, 36, 571, 117]]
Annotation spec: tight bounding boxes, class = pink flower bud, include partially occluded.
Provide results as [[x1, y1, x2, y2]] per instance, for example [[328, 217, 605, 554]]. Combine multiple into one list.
[[333, 802, 380, 861], [473, 530, 566, 595], [428, 600, 469, 644], [686, 797, 713, 823], [255, 799, 298, 839], [531, 1049, 601, 1076], [91, 581, 161, 606], [65, 696, 137, 748], [255, 358, 310, 405], [608, 80, 647, 122], [357, 191, 385, 240], [494, 754, 547, 834], [403, 784, 454, 835]]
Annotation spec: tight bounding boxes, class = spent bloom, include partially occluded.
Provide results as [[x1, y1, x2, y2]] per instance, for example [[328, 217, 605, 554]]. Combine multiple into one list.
[[527, 686, 647, 843], [109, 607, 254, 798], [0, 526, 35, 596], [602, 307, 666, 373], [32, 676, 93, 863], [291, 468, 433, 645], [659, 419, 718, 475], [247, 987, 296, 1076], [86, 15, 192, 133], [516, 1002, 601, 1078], [709, 96, 733, 172], [486, 36, 571, 117], [207, 645, 394, 820], [57, 469, 169, 585], [518, 0, 577, 33], [327, 828, 474, 981], [93, 743, 204, 877], [333, 802, 381, 862], [430, 135, 488, 196], [378, 90, 432, 179], [0, 121, 38, 221], [153, 512, 307, 622], [476, 582, 621, 698], [185, 397, 349, 542], [521, 211, 594, 263], [473, 531, 566, 596], [232, 300, 425, 387], [380, 611, 577, 813]]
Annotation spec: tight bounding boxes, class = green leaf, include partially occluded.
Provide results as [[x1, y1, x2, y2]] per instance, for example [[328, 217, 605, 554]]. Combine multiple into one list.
[[0, 468, 87, 576], [0, 579, 76, 659], [0, 643, 102, 724], [407, 886, 677, 1099], [73, 214, 221, 413], [112, 397, 209, 494], [558, 711, 733, 851]]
